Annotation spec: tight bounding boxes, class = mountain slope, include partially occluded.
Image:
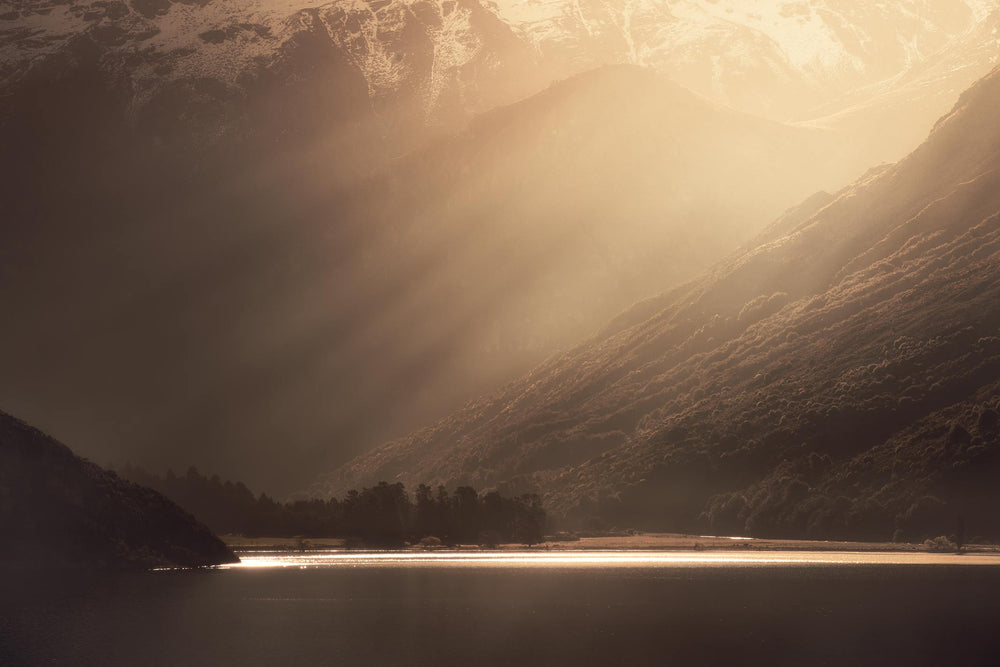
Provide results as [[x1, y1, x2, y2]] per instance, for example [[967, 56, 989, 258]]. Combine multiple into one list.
[[319, 65, 1000, 541], [0, 411, 237, 569], [321, 64, 855, 440]]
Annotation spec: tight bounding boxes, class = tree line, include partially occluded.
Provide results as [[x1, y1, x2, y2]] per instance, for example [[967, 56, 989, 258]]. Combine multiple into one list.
[[119, 465, 546, 546]]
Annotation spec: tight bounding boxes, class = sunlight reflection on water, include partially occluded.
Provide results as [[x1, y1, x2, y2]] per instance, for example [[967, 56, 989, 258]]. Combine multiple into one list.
[[222, 550, 1000, 569]]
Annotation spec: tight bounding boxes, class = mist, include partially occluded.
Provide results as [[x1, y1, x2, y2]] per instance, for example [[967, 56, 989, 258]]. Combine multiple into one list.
[[2, 0, 998, 496]]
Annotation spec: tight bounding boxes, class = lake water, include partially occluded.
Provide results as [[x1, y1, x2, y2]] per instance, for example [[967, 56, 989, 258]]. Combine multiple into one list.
[[4, 550, 1000, 666]]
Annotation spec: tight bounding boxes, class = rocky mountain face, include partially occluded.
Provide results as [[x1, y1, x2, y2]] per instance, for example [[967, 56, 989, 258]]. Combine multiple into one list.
[[0, 411, 237, 569], [0, 0, 544, 153], [320, 65, 1000, 542]]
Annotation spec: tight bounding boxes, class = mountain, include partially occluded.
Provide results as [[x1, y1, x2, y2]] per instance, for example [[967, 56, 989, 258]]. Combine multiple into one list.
[[0, 0, 546, 496], [0, 411, 237, 569], [494, 0, 995, 114], [804, 5, 1000, 166], [3, 0, 999, 497], [3, 0, 997, 173], [0, 0, 544, 155], [0, 63, 854, 496], [494, 0, 1000, 166], [321, 64, 856, 453], [318, 64, 1000, 542]]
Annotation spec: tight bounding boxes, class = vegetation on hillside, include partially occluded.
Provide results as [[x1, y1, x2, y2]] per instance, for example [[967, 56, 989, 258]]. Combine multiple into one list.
[[121, 465, 546, 547]]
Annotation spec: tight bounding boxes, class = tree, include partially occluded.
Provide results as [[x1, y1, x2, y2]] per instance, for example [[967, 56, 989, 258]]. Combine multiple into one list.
[[414, 483, 435, 539], [453, 486, 479, 543]]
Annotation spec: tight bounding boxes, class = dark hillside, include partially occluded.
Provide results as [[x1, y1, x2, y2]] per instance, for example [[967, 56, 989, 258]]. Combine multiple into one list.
[[0, 412, 237, 570]]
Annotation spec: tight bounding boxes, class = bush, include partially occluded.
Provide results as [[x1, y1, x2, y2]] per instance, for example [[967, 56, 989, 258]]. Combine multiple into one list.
[[922, 535, 957, 552]]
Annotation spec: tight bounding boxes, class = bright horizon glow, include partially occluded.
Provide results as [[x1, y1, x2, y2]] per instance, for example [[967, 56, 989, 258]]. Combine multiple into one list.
[[215, 550, 1000, 570]]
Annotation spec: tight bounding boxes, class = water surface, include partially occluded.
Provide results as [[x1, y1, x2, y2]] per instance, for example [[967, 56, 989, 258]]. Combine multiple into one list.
[[230, 548, 1000, 568], [4, 550, 1000, 666]]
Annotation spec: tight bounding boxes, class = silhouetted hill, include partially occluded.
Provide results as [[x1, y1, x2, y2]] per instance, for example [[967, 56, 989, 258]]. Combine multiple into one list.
[[320, 65, 1000, 542], [0, 411, 237, 570]]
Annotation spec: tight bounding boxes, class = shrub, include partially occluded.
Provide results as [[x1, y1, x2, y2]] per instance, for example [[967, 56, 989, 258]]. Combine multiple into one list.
[[922, 535, 957, 552]]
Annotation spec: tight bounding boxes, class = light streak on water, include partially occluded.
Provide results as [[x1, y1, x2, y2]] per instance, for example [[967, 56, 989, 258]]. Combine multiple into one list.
[[220, 550, 1000, 570]]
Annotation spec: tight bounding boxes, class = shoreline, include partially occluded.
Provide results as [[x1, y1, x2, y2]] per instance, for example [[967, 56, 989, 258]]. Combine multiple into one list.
[[221, 532, 1000, 554]]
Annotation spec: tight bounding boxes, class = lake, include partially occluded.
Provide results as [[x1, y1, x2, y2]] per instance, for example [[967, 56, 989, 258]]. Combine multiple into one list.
[[4, 550, 1000, 666]]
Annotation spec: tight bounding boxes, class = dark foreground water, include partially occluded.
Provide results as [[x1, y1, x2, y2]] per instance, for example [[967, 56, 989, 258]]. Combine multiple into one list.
[[4, 551, 1000, 666]]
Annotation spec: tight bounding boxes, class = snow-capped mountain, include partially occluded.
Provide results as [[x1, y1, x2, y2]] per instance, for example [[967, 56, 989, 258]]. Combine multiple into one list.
[[3, 0, 997, 150], [489, 0, 1000, 121]]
